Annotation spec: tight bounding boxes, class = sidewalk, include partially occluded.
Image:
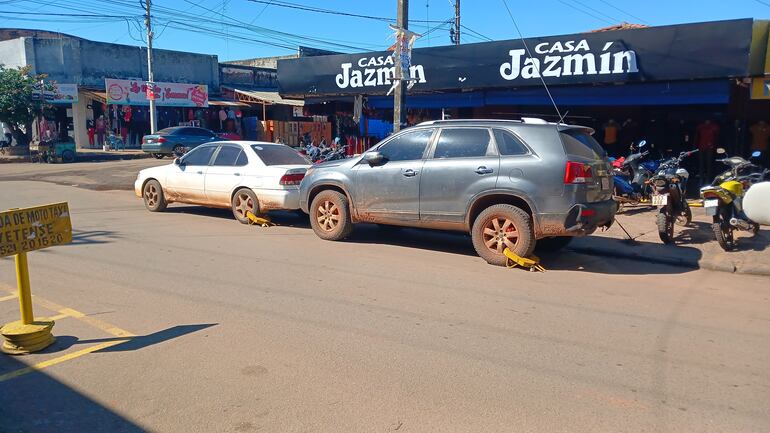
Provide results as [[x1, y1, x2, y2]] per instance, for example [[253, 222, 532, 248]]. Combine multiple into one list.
[[0, 148, 150, 163], [569, 205, 770, 276]]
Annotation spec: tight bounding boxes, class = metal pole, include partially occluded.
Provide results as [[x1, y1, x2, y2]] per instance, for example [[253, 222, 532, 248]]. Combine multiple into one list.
[[393, 0, 408, 133], [145, 0, 157, 134], [454, 0, 460, 45], [15, 252, 34, 325]]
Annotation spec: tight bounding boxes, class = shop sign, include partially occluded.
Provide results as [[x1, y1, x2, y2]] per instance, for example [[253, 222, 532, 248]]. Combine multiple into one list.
[[751, 77, 770, 100], [32, 83, 78, 104], [278, 19, 754, 96], [0, 202, 72, 258], [105, 78, 209, 107]]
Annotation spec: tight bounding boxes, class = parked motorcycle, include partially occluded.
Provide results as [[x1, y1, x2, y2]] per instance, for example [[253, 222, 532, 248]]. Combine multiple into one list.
[[700, 149, 767, 251], [315, 145, 349, 164], [651, 149, 698, 243], [612, 140, 660, 205]]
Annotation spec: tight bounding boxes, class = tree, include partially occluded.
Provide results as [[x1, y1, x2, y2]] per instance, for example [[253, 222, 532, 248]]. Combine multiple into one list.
[[0, 65, 53, 144]]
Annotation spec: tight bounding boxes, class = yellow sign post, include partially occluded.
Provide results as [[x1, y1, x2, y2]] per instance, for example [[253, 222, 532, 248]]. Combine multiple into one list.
[[0, 202, 72, 354]]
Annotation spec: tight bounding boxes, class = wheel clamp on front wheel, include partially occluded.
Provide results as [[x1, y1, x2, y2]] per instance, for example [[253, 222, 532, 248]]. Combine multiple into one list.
[[503, 248, 546, 272], [245, 211, 275, 227]]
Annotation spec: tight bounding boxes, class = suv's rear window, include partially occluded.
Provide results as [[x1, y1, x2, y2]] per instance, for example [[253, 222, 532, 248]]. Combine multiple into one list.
[[251, 144, 308, 165], [560, 129, 606, 159]]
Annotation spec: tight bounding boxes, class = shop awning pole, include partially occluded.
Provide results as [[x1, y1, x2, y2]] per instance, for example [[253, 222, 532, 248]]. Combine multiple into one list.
[[262, 102, 266, 122]]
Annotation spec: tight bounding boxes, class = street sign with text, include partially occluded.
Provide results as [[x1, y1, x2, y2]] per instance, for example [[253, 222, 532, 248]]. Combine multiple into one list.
[[0, 202, 72, 257]]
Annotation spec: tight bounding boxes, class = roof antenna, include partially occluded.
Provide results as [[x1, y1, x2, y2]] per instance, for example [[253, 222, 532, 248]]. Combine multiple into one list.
[[558, 110, 569, 125], [500, 0, 564, 124]]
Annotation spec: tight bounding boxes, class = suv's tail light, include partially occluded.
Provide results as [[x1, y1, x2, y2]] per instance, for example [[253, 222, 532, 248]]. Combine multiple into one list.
[[279, 173, 304, 186], [564, 161, 593, 184]]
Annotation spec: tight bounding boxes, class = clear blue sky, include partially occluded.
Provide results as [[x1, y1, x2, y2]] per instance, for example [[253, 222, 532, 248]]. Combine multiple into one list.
[[1, 0, 768, 61]]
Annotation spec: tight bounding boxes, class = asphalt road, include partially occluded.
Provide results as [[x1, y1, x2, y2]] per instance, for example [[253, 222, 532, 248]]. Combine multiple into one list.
[[0, 165, 768, 433]]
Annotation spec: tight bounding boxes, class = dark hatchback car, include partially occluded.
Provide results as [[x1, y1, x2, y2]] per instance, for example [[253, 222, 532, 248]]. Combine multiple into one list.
[[141, 127, 223, 159]]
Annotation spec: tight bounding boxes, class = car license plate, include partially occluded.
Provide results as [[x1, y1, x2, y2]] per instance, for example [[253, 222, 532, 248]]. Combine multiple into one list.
[[601, 177, 610, 190], [652, 194, 668, 206]]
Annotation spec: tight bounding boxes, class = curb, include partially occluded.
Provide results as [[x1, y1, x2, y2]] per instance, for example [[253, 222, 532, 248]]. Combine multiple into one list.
[[567, 245, 770, 277]]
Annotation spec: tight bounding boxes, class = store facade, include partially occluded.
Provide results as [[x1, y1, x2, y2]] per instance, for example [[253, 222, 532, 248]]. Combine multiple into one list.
[[278, 19, 770, 158]]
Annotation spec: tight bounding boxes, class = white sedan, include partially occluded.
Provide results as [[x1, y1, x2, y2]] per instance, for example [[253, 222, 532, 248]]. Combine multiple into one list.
[[134, 141, 310, 223]]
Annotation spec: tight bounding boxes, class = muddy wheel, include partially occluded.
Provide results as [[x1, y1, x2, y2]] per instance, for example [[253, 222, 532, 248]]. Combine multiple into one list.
[[153, 153, 165, 159], [143, 179, 167, 212], [536, 236, 573, 253], [676, 204, 692, 227], [310, 190, 353, 241], [471, 204, 534, 266], [657, 210, 674, 244], [232, 188, 259, 224]]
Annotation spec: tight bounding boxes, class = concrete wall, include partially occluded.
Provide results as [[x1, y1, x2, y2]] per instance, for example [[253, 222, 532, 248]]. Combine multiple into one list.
[[0, 37, 220, 88], [0, 38, 28, 68]]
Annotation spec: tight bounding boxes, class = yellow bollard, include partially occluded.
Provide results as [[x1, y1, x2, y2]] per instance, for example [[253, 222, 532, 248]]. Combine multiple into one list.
[[15, 252, 34, 325], [0, 252, 55, 355]]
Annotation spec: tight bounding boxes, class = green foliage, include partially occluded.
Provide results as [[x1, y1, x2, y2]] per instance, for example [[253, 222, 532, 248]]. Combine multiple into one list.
[[0, 65, 52, 129]]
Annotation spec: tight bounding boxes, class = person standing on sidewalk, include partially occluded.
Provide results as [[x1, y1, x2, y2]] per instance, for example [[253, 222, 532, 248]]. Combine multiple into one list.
[[695, 120, 720, 185], [95, 115, 106, 147]]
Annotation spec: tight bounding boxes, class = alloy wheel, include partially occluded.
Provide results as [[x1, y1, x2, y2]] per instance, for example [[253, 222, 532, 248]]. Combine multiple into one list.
[[234, 192, 255, 219], [144, 183, 159, 207], [316, 200, 340, 232], [482, 217, 519, 253]]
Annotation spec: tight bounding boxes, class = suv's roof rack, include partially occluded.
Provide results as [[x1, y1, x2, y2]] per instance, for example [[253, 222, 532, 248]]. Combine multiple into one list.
[[417, 117, 558, 127]]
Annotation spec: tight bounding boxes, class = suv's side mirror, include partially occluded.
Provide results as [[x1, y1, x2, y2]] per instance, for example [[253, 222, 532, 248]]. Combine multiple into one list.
[[716, 148, 726, 155], [364, 151, 385, 166], [174, 158, 182, 166]]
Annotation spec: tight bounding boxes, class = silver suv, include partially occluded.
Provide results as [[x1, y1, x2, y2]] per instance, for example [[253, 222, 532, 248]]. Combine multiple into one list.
[[299, 119, 616, 266]]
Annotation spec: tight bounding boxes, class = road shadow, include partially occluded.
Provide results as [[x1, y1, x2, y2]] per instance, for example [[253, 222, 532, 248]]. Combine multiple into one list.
[[566, 236, 702, 275], [164, 205, 311, 228], [68, 229, 122, 246], [675, 221, 714, 245], [736, 229, 770, 252], [0, 357, 149, 432], [346, 225, 478, 258], [30, 324, 217, 354]]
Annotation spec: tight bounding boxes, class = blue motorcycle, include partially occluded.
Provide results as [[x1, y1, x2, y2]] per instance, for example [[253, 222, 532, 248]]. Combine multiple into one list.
[[611, 140, 660, 205]]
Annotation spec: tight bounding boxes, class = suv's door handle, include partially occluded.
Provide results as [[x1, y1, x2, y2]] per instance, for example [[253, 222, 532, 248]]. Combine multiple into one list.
[[403, 169, 418, 177], [234, 173, 241, 176], [475, 166, 494, 175], [196, 171, 203, 175]]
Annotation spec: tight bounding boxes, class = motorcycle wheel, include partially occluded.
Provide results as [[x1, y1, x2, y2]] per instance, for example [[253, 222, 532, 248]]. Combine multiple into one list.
[[657, 210, 674, 244], [676, 204, 692, 227], [712, 220, 734, 251], [752, 223, 760, 236]]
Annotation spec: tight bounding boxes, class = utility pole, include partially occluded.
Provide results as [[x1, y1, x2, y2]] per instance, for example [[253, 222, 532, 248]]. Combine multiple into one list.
[[144, 0, 157, 133], [393, 0, 408, 133], [453, 0, 460, 45]]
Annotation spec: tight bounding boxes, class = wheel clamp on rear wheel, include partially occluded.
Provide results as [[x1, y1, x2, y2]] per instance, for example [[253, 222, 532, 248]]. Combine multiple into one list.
[[246, 211, 275, 227], [503, 248, 545, 272]]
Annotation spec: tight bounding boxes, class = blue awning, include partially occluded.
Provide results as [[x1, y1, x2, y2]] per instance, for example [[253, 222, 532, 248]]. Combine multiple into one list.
[[485, 80, 731, 106], [365, 80, 730, 109], [367, 91, 485, 109]]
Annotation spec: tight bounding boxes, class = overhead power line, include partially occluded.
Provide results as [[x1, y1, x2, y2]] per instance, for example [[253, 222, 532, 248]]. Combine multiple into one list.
[[595, 0, 648, 24], [246, 0, 449, 23]]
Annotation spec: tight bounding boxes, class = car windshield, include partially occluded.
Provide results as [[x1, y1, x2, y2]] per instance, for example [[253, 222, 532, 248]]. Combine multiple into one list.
[[251, 144, 309, 165]]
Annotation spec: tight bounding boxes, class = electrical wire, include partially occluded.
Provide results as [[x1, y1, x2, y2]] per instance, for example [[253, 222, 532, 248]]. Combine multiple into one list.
[[245, 0, 449, 24], [595, 0, 648, 24], [556, 0, 614, 25], [460, 24, 493, 41], [570, 0, 623, 24], [500, 0, 563, 122]]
